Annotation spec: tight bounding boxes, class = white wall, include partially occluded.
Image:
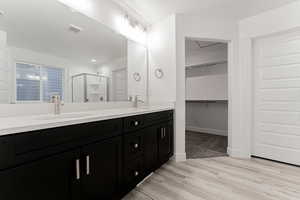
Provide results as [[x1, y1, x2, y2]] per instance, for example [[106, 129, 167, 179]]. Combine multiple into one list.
[[147, 15, 177, 103], [0, 31, 9, 103], [186, 102, 228, 136], [238, 1, 300, 158], [127, 40, 148, 101], [7, 47, 96, 103], [98, 57, 127, 77], [98, 56, 127, 101], [175, 14, 240, 160]]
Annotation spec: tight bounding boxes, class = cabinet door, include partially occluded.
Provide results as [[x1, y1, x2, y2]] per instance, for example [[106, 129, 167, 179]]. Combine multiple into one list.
[[144, 126, 158, 173], [81, 137, 122, 200], [0, 169, 15, 200], [14, 150, 81, 200], [158, 121, 173, 165]]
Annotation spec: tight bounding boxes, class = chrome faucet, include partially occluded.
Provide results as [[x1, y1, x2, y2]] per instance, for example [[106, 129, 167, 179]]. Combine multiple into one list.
[[51, 95, 64, 115], [133, 95, 144, 108]]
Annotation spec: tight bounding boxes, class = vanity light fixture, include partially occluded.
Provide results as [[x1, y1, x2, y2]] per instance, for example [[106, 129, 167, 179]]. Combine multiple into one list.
[[125, 14, 147, 32], [91, 59, 97, 63]]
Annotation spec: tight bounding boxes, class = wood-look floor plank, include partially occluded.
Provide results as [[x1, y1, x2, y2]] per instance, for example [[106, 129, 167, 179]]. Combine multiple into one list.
[[123, 157, 300, 200]]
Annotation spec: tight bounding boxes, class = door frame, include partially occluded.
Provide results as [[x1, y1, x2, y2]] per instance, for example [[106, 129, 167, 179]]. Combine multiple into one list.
[[184, 37, 232, 158]]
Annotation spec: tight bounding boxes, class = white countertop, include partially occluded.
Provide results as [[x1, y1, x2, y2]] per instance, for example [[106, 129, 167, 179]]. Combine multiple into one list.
[[0, 105, 174, 136]]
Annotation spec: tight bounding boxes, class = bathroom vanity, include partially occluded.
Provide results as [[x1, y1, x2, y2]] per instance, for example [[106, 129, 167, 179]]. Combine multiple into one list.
[[0, 0, 173, 199], [0, 109, 174, 200]]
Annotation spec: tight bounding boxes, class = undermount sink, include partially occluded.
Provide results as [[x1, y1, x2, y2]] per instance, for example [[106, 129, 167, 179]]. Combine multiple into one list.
[[35, 113, 93, 120]]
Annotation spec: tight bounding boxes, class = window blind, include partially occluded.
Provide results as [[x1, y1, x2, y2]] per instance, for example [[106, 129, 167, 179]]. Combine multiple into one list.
[[16, 63, 64, 102], [16, 63, 40, 101], [42, 66, 63, 101]]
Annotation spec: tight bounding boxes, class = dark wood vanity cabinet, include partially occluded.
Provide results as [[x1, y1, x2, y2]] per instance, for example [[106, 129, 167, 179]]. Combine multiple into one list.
[[81, 137, 122, 200], [14, 149, 81, 200], [0, 168, 15, 200], [0, 110, 173, 200], [144, 125, 159, 173], [158, 121, 174, 166]]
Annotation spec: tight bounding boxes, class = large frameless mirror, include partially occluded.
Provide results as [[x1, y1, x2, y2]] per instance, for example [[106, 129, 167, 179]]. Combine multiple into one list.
[[0, 0, 148, 104]]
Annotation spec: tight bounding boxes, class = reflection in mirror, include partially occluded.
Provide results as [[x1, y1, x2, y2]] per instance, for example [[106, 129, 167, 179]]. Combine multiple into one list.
[[0, 0, 148, 104]]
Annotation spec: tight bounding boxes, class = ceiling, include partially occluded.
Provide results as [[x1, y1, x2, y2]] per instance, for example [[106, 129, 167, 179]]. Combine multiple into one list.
[[117, 0, 298, 24], [0, 0, 127, 66]]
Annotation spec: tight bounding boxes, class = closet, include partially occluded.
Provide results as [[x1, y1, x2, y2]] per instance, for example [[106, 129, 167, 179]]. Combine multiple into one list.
[[185, 40, 228, 159]]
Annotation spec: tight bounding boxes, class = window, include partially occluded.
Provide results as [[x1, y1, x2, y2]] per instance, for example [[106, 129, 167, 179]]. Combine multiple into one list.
[[16, 62, 64, 102]]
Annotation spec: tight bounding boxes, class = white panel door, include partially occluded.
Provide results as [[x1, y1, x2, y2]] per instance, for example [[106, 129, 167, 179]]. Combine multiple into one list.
[[253, 30, 300, 165]]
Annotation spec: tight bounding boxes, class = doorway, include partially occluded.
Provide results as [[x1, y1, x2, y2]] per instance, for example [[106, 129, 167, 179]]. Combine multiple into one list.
[[185, 39, 229, 159]]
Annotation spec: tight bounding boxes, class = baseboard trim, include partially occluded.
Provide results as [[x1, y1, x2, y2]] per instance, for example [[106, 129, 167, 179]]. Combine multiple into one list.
[[227, 147, 250, 158], [171, 153, 186, 162], [186, 126, 227, 136]]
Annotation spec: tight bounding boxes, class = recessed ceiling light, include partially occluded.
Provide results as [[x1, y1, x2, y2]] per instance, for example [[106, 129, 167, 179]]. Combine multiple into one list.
[[91, 59, 97, 63]]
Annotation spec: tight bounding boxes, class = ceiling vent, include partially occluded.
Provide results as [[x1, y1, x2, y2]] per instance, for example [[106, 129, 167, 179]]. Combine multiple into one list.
[[69, 24, 82, 33]]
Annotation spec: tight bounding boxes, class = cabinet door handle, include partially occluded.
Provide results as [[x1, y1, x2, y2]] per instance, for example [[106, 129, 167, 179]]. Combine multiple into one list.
[[134, 121, 139, 126], [134, 171, 139, 177], [134, 143, 139, 149], [161, 127, 166, 138], [76, 159, 80, 180], [86, 155, 90, 176]]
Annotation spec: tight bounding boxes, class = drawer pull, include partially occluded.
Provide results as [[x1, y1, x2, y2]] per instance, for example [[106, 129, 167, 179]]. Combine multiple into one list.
[[134, 121, 139, 126], [86, 155, 90, 176], [134, 143, 139, 149], [76, 159, 80, 180], [134, 171, 139, 177], [161, 127, 167, 139]]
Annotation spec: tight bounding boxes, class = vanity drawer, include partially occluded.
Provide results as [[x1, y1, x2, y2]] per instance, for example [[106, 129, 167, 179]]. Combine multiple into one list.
[[145, 110, 173, 125], [14, 119, 122, 156], [0, 136, 15, 170], [123, 131, 144, 161], [123, 110, 173, 132], [123, 115, 145, 132], [123, 157, 145, 188]]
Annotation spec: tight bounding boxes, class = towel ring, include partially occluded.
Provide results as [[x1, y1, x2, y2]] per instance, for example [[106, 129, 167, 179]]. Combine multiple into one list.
[[155, 68, 164, 79], [133, 72, 141, 82]]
